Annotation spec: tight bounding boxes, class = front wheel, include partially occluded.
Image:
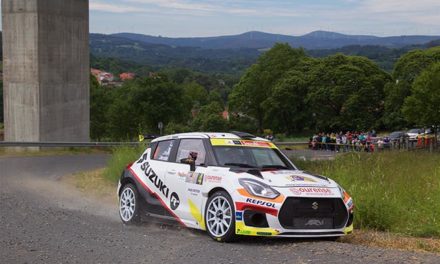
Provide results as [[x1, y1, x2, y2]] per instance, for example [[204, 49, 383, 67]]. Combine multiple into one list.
[[119, 184, 141, 224], [205, 191, 236, 242]]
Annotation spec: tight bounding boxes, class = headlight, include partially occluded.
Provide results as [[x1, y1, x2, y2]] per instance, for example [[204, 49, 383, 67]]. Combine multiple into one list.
[[239, 178, 280, 199]]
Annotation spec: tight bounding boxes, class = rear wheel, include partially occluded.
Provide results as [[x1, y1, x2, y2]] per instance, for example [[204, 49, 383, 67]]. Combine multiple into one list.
[[205, 191, 236, 242], [119, 184, 141, 224]]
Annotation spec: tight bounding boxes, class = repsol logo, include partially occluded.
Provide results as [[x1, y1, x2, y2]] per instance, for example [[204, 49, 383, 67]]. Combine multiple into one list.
[[246, 198, 275, 208], [140, 162, 169, 198]]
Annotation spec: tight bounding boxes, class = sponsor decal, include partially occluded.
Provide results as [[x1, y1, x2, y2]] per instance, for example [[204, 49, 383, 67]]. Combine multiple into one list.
[[140, 162, 170, 198], [128, 168, 187, 227], [235, 211, 243, 221], [187, 188, 201, 196], [181, 172, 204, 185], [136, 153, 149, 164], [240, 140, 273, 148], [285, 175, 317, 183], [188, 199, 206, 230], [235, 202, 278, 216], [312, 202, 319, 210], [290, 187, 334, 196], [170, 192, 180, 210], [245, 198, 276, 208], [305, 219, 325, 226], [205, 175, 222, 183], [210, 139, 276, 148]]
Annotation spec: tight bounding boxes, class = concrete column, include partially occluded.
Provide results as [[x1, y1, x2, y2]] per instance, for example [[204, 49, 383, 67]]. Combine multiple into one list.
[[2, 0, 90, 142]]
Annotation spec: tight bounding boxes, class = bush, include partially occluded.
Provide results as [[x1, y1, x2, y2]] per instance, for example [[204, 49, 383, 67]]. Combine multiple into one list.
[[294, 151, 440, 237], [104, 145, 146, 182]]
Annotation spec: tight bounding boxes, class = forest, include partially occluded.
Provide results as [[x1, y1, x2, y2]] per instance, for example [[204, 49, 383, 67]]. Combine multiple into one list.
[[89, 44, 440, 140]]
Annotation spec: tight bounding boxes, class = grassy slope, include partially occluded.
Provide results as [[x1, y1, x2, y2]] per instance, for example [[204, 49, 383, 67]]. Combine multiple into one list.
[[294, 151, 440, 238], [105, 146, 440, 238], [104, 145, 146, 182]]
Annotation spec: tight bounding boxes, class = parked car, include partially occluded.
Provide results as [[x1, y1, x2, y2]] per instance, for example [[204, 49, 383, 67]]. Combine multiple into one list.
[[406, 128, 424, 141], [117, 132, 354, 242], [388, 131, 407, 142]]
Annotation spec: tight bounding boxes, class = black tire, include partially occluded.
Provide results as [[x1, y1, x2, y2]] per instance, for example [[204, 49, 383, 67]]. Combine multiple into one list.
[[119, 183, 141, 224], [204, 190, 237, 242]]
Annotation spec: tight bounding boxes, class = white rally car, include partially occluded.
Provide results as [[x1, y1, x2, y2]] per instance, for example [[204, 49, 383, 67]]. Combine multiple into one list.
[[118, 132, 354, 242]]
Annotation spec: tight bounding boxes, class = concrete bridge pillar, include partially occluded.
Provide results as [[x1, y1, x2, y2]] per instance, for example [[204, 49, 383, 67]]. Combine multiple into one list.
[[2, 0, 90, 142]]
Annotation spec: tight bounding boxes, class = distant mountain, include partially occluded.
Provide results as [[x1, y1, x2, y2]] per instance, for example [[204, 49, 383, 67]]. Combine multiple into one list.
[[89, 34, 260, 74], [90, 32, 440, 74], [307, 39, 440, 72], [112, 30, 440, 50]]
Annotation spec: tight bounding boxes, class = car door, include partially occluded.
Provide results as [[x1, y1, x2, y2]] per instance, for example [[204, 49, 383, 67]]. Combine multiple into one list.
[[145, 139, 178, 216], [165, 138, 209, 228]]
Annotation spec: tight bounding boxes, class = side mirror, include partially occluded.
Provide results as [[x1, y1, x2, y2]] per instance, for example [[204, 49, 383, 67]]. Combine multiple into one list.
[[180, 158, 196, 172]]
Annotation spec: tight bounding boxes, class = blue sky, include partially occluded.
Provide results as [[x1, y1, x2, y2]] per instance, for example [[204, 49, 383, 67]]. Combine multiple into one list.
[[3, 0, 440, 37], [89, 0, 440, 37]]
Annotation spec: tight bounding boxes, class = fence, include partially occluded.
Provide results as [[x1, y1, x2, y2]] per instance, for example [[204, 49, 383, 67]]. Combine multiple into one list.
[[0, 138, 438, 152]]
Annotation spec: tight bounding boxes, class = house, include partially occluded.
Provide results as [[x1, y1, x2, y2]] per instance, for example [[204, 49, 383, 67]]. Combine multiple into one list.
[[91, 68, 114, 85], [120, 72, 136, 81]]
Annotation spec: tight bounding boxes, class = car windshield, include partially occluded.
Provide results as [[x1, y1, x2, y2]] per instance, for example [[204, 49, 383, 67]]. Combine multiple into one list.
[[212, 146, 293, 170]]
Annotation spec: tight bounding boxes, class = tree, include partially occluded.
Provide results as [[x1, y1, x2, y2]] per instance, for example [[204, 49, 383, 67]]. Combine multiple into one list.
[[192, 102, 228, 132], [383, 47, 440, 129], [402, 62, 440, 131], [307, 54, 391, 131], [183, 81, 208, 109], [105, 77, 189, 140], [229, 43, 307, 132], [90, 76, 113, 140], [261, 70, 311, 134]]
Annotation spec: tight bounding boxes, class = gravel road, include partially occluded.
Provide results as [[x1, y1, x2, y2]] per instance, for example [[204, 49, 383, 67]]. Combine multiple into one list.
[[0, 154, 438, 264]]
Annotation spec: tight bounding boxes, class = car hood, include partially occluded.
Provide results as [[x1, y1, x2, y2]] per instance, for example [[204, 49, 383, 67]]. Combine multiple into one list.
[[257, 170, 337, 188]]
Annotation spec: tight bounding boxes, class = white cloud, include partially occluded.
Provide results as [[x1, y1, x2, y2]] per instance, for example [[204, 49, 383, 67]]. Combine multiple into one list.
[[361, 0, 440, 13], [124, 0, 215, 12], [90, 2, 147, 13]]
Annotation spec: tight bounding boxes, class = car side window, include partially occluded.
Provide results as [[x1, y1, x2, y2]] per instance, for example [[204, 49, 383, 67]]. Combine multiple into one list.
[[153, 140, 175, 161], [176, 139, 206, 166]]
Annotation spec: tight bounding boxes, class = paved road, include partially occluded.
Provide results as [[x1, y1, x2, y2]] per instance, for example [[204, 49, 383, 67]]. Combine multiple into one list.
[[0, 155, 438, 264]]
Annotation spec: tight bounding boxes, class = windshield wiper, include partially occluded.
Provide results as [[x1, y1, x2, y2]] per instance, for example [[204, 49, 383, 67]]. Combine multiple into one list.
[[261, 165, 289, 170], [224, 163, 256, 168]]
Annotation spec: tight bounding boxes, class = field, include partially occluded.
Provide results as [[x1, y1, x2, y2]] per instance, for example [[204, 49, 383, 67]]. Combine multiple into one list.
[[294, 151, 440, 238]]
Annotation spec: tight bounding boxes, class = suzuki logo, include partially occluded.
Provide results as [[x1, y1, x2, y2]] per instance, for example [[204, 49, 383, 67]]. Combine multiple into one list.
[[305, 219, 324, 226], [312, 202, 319, 210]]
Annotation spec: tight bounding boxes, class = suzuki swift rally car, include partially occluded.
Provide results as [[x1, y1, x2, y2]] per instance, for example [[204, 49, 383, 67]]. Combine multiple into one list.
[[118, 132, 354, 242]]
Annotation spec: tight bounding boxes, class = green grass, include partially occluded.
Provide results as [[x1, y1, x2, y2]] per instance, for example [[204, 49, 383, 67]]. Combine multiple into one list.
[[104, 145, 146, 182], [105, 144, 440, 238], [294, 151, 440, 238]]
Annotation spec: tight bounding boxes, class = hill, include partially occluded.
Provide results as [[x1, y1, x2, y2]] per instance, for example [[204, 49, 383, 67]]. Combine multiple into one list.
[[91, 33, 440, 73], [113, 30, 440, 50], [89, 34, 259, 74]]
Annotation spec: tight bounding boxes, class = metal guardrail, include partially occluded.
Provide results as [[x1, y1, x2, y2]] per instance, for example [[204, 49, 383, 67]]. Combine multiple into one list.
[[0, 141, 310, 147], [0, 141, 142, 148], [0, 141, 308, 148]]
